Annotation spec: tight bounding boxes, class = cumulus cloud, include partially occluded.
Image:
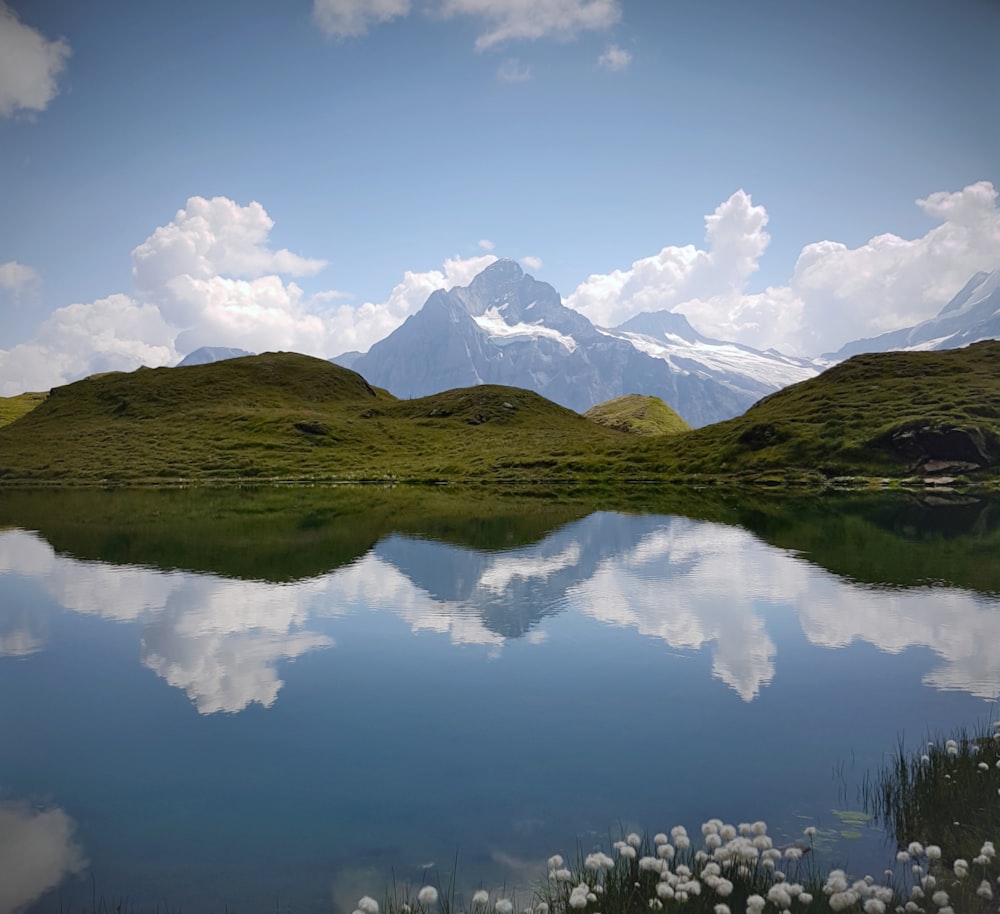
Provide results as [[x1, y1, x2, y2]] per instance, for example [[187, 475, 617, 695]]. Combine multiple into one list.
[[440, 0, 622, 49], [566, 189, 769, 328], [0, 195, 496, 394], [566, 181, 1000, 356], [497, 57, 532, 82], [478, 239, 495, 251], [520, 255, 543, 271], [0, 2, 70, 117], [0, 261, 39, 302], [312, 0, 411, 38], [0, 294, 176, 396], [313, 0, 621, 48], [597, 43, 630, 71], [0, 801, 87, 914]]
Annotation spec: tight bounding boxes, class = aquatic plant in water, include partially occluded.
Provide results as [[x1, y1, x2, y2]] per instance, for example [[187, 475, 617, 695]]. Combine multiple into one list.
[[356, 724, 998, 914]]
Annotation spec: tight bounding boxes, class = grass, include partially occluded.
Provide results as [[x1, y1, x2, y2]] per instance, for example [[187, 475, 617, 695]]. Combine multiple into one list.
[[0, 389, 47, 427], [863, 721, 1000, 908], [582, 394, 691, 436], [0, 344, 999, 486]]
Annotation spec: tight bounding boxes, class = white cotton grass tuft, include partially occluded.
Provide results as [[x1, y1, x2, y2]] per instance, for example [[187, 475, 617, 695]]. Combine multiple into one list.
[[471, 889, 489, 907], [653, 832, 668, 845], [925, 845, 942, 860], [417, 886, 438, 906], [977, 879, 994, 900], [953, 859, 969, 878], [626, 832, 642, 848], [357, 898, 380, 914], [547, 854, 563, 870], [494, 900, 513, 914], [656, 843, 674, 860], [584, 852, 614, 871], [803, 826, 817, 837]]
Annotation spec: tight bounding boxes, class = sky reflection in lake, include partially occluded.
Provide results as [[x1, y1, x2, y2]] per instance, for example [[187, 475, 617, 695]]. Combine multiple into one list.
[[1, 506, 997, 913]]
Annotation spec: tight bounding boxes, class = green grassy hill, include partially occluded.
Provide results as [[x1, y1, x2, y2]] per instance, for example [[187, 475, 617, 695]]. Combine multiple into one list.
[[0, 390, 47, 428], [583, 394, 691, 436], [0, 351, 632, 484], [628, 340, 1000, 483], [1, 343, 998, 486]]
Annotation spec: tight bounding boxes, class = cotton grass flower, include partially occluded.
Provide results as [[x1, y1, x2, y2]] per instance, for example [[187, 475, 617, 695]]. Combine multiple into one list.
[[585, 852, 614, 871], [714, 905, 731, 914], [357, 897, 380, 914], [931, 890, 949, 906], [417, 886, 438, 906], [547, 855, 563, 869], [654, 832, 668, 845], [953, 859, 969, 878], [494, 900, 513, 914], [627, 832, 642, 848], [746, 894, 766, 913], [908, 842, 924, 857], [472, 890, 490, 907], [803, 826, 817, 837], [977, 880, 994, 900], [925, 845, 942, 860]]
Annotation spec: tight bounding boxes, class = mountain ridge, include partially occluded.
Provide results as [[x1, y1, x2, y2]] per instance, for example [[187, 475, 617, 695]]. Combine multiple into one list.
[[335, 260, 818, 427]]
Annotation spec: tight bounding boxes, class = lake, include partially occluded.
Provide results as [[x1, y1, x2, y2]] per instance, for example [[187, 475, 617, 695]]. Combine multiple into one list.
[[1, 486, 998, 914]]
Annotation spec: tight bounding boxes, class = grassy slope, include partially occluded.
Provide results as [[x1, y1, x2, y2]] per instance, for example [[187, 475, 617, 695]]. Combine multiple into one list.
[[583, 393, 691, 436], [0, 343, 999, 485], [627, 340, 1000, 482], [0, 391, 47, 427], [0, 351, 634, 484]]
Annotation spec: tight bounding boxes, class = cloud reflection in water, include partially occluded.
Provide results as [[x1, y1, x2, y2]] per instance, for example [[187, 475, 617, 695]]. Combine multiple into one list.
[[2, 510, 999, 709]]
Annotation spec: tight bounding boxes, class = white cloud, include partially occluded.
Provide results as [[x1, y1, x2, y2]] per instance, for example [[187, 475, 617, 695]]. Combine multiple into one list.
[[0, 801, 87, 914], [439, 0, 621, 49], [497, 57, 532, 82], [566, 181, 1000, 355], [520, 255, 543, 271], [478, 238, 495, 251], [0, 2, 70, 118], [0, 192, 496, 394], [0, 294, 177, 396], [313, 0, 411, 37], [566, 189, 769, 328], [0, 261, 38, 302], [597, 43, 630, 71]]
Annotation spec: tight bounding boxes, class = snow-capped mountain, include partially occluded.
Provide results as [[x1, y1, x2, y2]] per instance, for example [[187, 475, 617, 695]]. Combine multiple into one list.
[[828, 271, 1000, 360], [177, 346, 254, 367], [333, 260, 818, 427]]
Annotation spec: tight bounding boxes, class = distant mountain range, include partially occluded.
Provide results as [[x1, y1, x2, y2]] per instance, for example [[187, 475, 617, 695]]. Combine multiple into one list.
[[177, 346, 255, 367], [176, 263, 998, 428], [330, 260, 817, 427], [825, 270, 1000, 360]]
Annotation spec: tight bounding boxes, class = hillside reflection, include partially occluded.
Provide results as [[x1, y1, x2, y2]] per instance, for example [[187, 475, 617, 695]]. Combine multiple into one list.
[[2, 499, 999, 712]]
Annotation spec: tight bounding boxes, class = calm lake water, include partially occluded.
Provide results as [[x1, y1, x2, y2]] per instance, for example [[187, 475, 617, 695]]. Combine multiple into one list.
[[1, 487, 998, 914]]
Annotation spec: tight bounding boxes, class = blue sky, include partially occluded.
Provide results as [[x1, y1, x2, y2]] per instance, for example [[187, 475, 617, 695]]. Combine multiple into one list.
[[0, 0, 998, 394]]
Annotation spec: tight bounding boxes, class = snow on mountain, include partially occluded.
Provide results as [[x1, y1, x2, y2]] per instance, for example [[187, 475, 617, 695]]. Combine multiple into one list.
[[827, 271, 1000, 360], [605, 311, 817, 390], [334, 260, 819, 427]]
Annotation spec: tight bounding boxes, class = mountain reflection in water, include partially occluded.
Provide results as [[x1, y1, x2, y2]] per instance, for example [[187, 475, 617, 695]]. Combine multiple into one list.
[[1, 489, 998, 913]]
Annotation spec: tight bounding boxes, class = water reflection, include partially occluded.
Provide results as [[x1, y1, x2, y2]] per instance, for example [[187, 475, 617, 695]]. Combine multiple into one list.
[[3, 509, 999, 708], [0, 801, 87, 914]]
